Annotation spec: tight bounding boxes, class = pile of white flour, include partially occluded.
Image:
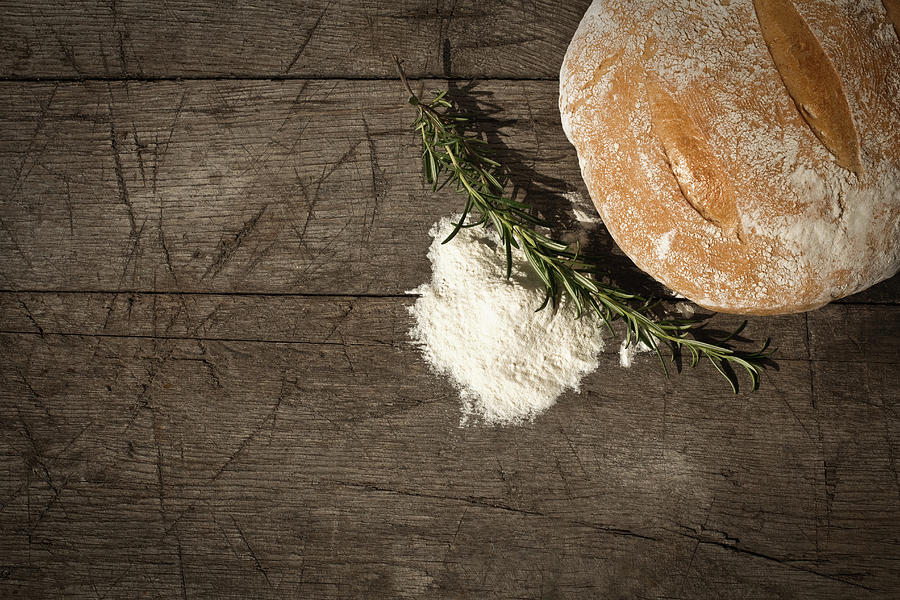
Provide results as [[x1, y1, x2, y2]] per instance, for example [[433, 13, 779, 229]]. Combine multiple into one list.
[[408, 216, 606, 426]]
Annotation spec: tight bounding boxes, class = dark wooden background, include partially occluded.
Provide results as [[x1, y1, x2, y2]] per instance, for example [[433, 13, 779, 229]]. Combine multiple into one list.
[[1, 2, 899, 598]]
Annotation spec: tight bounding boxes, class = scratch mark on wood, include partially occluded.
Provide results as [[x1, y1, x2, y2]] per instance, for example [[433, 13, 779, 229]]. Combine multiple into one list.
[[293, 139, 362, 247], [338, 333, 356, 374], [0, 480, 32, 512], [175, 529, 188, 600], [158, 203, 175, 280], [209, 397, 282, 482], [16, 373, 57, 429], [322, 302, 354, 343], [172, 346, 222, 388], [149, 401, 168, 523], [63, 176, 74, 236], [18, 300, 44, 338], [117, 31, 128, 74], [284, 1, 333, 74], [277, 81, 310, 133], [550, 426, 587, 482], [230, 515, 272, 588], [5, 85, 57, 204], [151, 131, 160, 196], [201, 204, 268, 281], [18, 412, 56, 493], [551, 449, 571, 497], [25, 478, 69, 541], [361, 116, 387, 244], [294, 177, 319, 245], [50, 27, 83, 75], [100, 219, 145, 333], [131, 121, 147, 185], [98, 31, 110, 76], [158, 91, 187, 167], [677, 500, 714, 595], [316, 139, 364, 194], [107, 99, 137, 237], [780, 396, 813, 442], [450, 506, 468, 547]]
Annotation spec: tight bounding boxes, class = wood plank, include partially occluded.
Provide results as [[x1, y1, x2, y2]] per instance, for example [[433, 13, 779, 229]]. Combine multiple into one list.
[[836, 275, 900, 305], [0, 0, 591, 80], [808, 305, 900, 364], [1, 79, 897, 303], [0, 291, 816, 360], [0, 291, 408, 346], [1, 296, 897, 597], [0, 79, 589, 295]]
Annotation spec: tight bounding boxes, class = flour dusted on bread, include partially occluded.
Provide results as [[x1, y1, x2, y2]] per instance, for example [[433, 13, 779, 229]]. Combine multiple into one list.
[[559, 0, 900, 315]]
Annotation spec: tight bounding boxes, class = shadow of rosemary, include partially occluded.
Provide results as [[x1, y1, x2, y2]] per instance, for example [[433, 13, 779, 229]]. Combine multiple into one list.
[[407, 74, 778, 389]]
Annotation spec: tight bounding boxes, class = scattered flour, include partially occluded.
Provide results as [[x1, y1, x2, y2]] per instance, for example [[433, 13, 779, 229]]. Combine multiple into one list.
[[408, 216, 606, 426], [564, 190, 603, 224], [572, 207, 603, 224], [618, 339, 651, 368], [674, 301, 696, 318]]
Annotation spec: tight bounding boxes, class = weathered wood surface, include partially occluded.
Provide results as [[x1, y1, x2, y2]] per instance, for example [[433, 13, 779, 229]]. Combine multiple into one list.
[[0, 80, 583, 295], [1, 79, 898, 301], [1, 2, 900, 598], [1, 298, 899, 598], [0, 0, 591, 80]]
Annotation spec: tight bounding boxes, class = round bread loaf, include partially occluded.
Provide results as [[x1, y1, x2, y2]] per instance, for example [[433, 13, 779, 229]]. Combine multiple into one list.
[[559, 0, 900, 315]]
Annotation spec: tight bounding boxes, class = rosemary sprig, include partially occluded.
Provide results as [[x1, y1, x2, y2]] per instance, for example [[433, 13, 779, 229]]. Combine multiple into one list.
[[394, 57, 773, 392]]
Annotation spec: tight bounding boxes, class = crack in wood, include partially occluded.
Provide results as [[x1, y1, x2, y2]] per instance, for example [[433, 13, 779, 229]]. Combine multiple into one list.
[[326, 480, 659, 542], [671, 527, 875, 591], [0, 290, 416, 298]]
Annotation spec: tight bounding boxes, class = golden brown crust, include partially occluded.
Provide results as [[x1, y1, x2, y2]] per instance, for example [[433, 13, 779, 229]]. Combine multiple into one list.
[[559, 0, 900, 315]]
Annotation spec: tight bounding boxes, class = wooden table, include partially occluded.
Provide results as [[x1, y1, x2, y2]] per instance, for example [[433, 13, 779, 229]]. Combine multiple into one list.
[[1, 2, 898, 598]]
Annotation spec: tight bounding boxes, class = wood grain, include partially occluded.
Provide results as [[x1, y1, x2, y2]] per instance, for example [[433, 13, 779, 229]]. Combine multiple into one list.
[[0, 79, 590, 295], [1, 296, 898, 597], [0, 0, 591, 80], [2, 3, 899, 597]]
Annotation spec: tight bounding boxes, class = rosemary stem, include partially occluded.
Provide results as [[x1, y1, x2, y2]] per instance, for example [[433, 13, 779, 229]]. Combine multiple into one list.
[[393, 55, 418, 101], [394, 57, 773, 392]]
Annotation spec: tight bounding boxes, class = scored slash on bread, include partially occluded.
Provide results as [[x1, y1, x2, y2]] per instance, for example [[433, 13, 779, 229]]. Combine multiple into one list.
[[753, 0, 862, 174], [645, 77, 744, 241]]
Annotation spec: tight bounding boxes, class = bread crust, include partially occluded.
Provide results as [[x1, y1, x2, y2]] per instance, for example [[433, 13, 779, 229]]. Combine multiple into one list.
[[559, 0, 900, 315]]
